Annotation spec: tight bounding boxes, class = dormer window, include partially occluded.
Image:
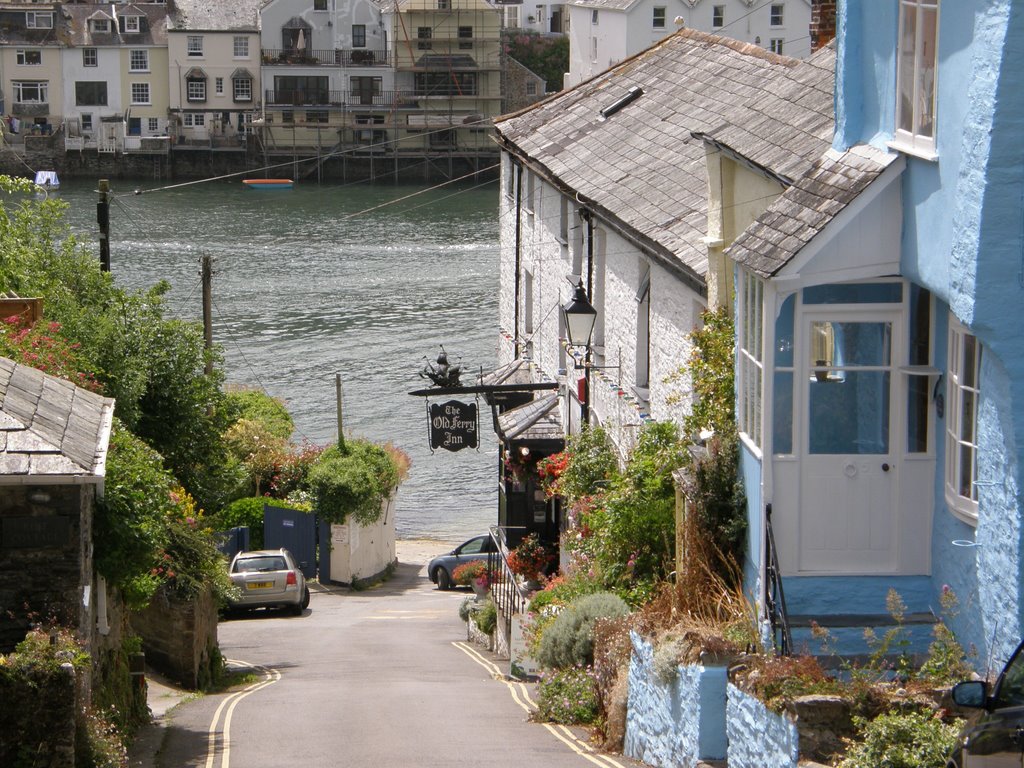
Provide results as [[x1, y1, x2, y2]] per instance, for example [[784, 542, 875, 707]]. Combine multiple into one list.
[[92, 19, 110, 33], [25, 12, 53, 29], [122, 15, 141, 33], [894, 0, 939, 158]]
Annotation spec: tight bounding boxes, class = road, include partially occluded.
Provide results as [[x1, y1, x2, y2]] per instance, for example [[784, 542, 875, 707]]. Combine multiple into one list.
[[152, 546, 641, 768]]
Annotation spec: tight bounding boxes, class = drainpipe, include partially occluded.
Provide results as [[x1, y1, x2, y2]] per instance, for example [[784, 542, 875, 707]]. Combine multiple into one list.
[[514, 162, 523, 358], [581, 208, 594, 426]]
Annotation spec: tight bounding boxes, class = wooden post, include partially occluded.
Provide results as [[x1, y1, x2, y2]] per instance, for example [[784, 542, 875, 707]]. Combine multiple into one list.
[[97, 179, 110, 272], [201, 255, 213, 377], [336, 373, 346, 450]]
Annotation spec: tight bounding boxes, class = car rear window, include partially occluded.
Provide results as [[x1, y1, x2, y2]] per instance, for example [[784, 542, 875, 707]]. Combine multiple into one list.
[[235, 556, 287, 573]]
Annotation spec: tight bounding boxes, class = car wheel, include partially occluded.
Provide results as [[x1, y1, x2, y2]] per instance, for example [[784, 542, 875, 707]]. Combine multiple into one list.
[[301, 586, 310, 610], [437, 568, 452, 590]]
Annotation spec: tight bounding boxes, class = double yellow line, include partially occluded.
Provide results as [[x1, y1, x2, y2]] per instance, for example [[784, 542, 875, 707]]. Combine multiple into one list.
[[204, 660, 282, 768], [452, 642, 629, 768]]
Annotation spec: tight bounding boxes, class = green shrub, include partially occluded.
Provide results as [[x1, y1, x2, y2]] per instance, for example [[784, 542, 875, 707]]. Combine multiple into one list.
[[214, 497, 268, 549], [307, 440, 401, 525], [537, 592, 630, 669], [536, 667, 601, 725], [225, 389, 294, 439], [838, 711, 964, 768], [475, 600, 497, 635]]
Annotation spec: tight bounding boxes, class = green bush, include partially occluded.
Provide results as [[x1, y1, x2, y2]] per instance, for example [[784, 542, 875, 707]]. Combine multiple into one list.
[[838, 711, 964, 768], [214, 497, 268, 549], [225, 389, 294, 439], [475, 600, 497, 635], [537, 592, 630, 670], [307, 440, 401, 525], [536, 667, 600, 725]]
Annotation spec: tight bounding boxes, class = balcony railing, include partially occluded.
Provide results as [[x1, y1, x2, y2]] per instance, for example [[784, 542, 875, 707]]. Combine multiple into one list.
[[264, 89, 417, 108], [261, 48, 390, 67]]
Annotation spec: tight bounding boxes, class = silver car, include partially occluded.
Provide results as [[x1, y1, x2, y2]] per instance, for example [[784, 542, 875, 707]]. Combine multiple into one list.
[[227, 549, 310, 616]]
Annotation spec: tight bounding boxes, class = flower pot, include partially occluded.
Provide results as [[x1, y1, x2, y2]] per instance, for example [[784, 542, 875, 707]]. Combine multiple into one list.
[[471, 578, 489, 598]]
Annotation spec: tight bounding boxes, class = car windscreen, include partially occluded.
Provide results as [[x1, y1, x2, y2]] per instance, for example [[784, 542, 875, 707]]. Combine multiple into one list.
[[234, 557, 288, 573]]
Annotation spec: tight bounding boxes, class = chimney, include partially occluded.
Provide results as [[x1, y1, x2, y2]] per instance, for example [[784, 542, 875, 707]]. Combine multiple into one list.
[[809, 0, 837, 52]]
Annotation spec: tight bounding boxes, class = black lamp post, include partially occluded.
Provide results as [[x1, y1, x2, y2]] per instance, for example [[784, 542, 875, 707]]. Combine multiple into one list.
[[562, 281, 598, 426]]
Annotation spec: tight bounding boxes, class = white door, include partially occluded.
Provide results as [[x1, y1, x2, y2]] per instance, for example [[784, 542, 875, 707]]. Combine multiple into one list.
[[799, 311, 901, 573]]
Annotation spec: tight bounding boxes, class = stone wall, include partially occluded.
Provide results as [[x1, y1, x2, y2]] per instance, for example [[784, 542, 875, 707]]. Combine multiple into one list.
[[725, 683, 798, 768], [0, 658, 79, 768], [0, 484, 92, 653], [131, 586, 220, 689], [623, 633, 727, 767]]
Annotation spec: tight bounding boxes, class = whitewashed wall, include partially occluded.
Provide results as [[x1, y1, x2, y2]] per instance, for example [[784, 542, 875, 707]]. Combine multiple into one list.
[[327, 493, 397, 584]]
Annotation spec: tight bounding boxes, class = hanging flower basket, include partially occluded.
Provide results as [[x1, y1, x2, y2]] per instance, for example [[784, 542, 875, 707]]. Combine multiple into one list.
[[506, 533, 552, 582]]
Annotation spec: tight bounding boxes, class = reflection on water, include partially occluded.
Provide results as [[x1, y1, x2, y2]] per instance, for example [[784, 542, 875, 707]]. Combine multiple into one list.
[[57, 178, 500, 542]]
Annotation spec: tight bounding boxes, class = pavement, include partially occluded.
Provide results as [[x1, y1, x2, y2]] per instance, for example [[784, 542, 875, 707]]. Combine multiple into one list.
[[126, 538, 454, 768]]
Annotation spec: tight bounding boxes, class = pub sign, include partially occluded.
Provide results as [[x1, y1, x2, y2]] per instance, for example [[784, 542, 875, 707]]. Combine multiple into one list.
[[430, 400, 478, 452]]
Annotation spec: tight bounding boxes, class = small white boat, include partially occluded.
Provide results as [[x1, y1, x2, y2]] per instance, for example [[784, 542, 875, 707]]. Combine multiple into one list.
[[242, 178, 293, 190], [34, 170, 60, 189]]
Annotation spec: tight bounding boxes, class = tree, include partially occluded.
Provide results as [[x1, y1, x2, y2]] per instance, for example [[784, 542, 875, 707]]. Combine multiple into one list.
[[505, 32, 570, 93]]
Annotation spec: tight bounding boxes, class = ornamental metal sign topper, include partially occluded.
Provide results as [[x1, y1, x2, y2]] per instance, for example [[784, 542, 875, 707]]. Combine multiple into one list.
[[429, 400, 478, 452]]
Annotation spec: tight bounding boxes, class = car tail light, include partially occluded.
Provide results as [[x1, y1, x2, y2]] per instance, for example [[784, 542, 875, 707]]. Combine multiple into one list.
[[286, 571, 297, 586]]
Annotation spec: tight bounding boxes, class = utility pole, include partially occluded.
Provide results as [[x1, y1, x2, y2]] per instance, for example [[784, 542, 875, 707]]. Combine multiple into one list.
[[335, 373, 346, 451], [97, 179, 110, 272], [201, 255, 213, 377]]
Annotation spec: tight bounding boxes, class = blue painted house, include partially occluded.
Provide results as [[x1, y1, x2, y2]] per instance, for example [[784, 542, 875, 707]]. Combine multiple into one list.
[[727, 0, 1023, 667]]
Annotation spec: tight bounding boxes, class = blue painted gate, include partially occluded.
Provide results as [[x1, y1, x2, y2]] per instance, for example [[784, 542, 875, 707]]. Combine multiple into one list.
[[263, 504, 317, 579]]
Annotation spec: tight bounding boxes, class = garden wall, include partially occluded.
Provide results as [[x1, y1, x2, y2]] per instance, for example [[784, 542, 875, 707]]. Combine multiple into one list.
[[0, 658, 78, 767], [725, 683, 798, 768], [624, 633, 727, 767], [131, 585, 220, 689], [325, 494, 396, 586]]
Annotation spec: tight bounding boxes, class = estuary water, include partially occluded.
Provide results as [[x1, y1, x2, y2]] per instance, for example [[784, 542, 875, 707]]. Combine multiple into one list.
[[53, 177, 500, 543]]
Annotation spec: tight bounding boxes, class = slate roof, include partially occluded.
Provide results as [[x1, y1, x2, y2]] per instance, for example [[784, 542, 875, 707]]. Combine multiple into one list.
[[63, 3, 167, 47], [167, 0, 261, 32], [726, 144, 899, 278], [570, 0, 640, 11], [494, 29, 835, 282], [497, 394, 563, 442], [478, 358, 535, 388], [0, 358, 115, 480]]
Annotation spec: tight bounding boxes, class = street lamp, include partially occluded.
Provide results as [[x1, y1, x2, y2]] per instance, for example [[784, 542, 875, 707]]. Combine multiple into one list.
[[562, 281, 597, 426]]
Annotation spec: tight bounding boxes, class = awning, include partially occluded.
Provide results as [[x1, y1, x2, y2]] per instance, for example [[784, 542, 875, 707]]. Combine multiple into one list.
[[497, 393, 563, 444], [185, 67, 206, 80], [231, 68, 253, 80]]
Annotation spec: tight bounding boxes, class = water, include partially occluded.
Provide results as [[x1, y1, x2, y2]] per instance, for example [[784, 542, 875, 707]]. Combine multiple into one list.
[[52, 177, 500, 543]]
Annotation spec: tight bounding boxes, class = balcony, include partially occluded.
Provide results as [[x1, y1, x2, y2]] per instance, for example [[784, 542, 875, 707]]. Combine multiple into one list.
[[261, 48, 390, 67], [264, 89, 417, 108]]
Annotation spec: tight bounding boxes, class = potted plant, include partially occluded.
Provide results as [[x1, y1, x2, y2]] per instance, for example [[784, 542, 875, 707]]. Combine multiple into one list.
[[507, 533, 551, 589], [453, 561, 496, 597]]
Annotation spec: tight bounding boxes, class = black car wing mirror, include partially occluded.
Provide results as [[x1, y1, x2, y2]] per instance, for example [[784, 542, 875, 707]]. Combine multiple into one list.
[[951, 680, 989, 709]]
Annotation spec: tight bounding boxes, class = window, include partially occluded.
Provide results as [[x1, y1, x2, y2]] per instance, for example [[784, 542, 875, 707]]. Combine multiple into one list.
[[233, 36, 249, 58], [558, 195, 569, 244], [187, 35, 204, 57], [502, 6, 520, 28], [458, 26, 472, 49], [183, 113, 206, 127], [417, 27, 432, 50], [352, 24, 366, 47], [635, 266, 651, 393], [592, 9, 598, 24], [712, 5, 724, 27], [503, 154, 516, 199], [26, 12, 53, 29], [215, 77, 224, 95], [415, 71, 476, 96], [314, 0, 327, 9], [233, 76, 252, 101], [75, 81, 108, 106], [83, 48, 98, 67], [525, 170, 535, 216], [438, 0, 450, 8], [13, 81, 47, 103], [770, 3, 784, 27], [130, 49, 149, 72], [945, 319, 981, 523], [148, 117, 159, 132], [738, 271, 764, 450], [769, 38, 784, 54], [526, 81, 537, 96], [16, 50, 42, 66], [591, 37, 598, 63], [281, 110, 294, 124], [536, 5, 546, 23], [187, 78, 207, 102], [91, 19, 110, 33], [130, 82, 151, 105], [122, 15, 140, 33], [653, 7, 666, 28], [81, 114, 93, 131], [895, 0, 939, 156], [306, 109, 329, 123]]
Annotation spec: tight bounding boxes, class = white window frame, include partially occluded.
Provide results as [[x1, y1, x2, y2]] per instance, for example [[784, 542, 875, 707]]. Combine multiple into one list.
[[770, 3, 784, 27], [13, 81, 48, 103], [26, 12, 53, 29], [233, 77, 252, 101], [92, 19, 110, 34], [123, 15, 140, 33], [712, 5, 724, 28], [16, 50, 42, 66], [652, 6, 666, 28], [769, 38, 784, 54], [592, 9, 598, 25], [130, 49, 149, 72], [635, 265, 651, 395], [130, 82, 151, 105], [893, 0, 939, 159], [233, 36, 249, 58], [945, 318, 981, 524], [148, 117, 159, 132], [187, 35, 204, 57], [83, 48, 98, 67], [216, 77, 224, 96], [187, 79, 207, 102], [738, 270, 764, 452]]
